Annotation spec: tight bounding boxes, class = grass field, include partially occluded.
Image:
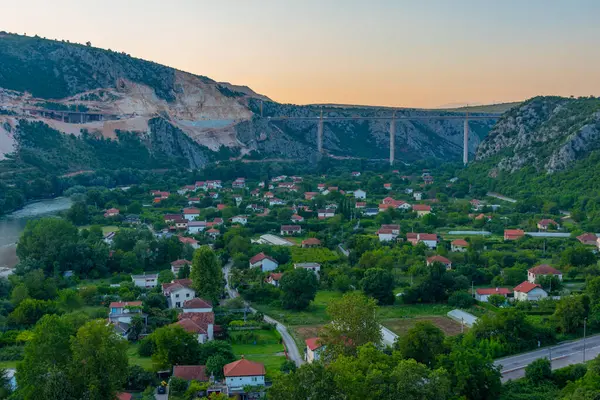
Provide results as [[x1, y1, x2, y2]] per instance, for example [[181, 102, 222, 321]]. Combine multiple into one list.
[[127, 343, 153, 371], [253, 291, 343, 326], [231, 329, 286, 379], [377, 303, 455, 320], [78, 225, 120, 235], [382, 316, 464, 336]]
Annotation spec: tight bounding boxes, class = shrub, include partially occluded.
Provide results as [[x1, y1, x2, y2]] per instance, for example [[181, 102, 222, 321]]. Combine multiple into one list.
[[169, 376, 188, 395], [448, 291, 475, 308], [125, 365, 156, 391], [138, 336, 155, 357], [0, 345, 24, 361]]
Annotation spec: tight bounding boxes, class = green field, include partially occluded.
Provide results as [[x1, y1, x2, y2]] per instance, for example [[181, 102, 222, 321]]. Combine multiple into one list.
[[231, 329, 285, 379], [78, 225, 120, 235], [376, 303, 455, 320], [252, 291, 343, 326], [127, 343, 153, 371], [0, 360, 18, 369]]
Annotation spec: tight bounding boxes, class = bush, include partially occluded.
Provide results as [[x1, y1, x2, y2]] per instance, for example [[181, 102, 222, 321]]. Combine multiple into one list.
[[448, 291, 475, 308], [552, 364, 587, 387], [138, 336, 155, 357], [229, 331, 259, 345], [169, 376, 188, 395], [525, 358, 552, 382], [125, 365, 156, 391], [0, 345, 24, 361]]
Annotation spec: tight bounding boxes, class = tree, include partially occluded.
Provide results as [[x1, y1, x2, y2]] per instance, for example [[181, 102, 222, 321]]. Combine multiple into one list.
[[57, 289, 83, 312], [206, 354, 228, 379], [125, 365, 156, 391], [158, 269, 175, 284], [448, 291, 475, 308], [69, 320, 129, 400], [178, 264, 191, 279], [525, 358, 552, 383], [280, 268, 318, 310], [190, 246, 223, 304], [0, 369, 12, 399], [268, 362, 341, 400], [361, 268, 394, 305], [9, 299, 59, 326], [395, 321, 446, 367], [128, 314, 145, 341], [280, 359, 297, 374], [150, 325, 201, 369], [320, 292, 382, 358], [487, 294, 506, 308], [197, 340, 235, 365], [66, 202, 89, 225], [553, 296, 586, 333]]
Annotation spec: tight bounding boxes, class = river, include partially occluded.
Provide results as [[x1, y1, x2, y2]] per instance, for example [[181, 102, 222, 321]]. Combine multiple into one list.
[[0, 197, 73, 272]]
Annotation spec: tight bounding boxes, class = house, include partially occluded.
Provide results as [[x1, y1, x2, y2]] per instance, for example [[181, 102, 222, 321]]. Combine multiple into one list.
[[318, 209, 335, 219], [266, 273, 283, 287], [413, 192, 423, 201], [514, 281, 548, 301], [183, 208, 201, 221], [305, 337, 325, 363], [206, 180, 222, 189], [131, 273, 158, 288], [188, 220, 207, 234], [364, 208, 379, 216], [108, 301, 146, 335], [104, 208, 120, 218], [210, 192, 220, 199], [217, 203, 226, 210], [475, 287, 511, 302], [164, 214, 183, 223], [328, 187, 338, 192], [162, 279, 196, 308], [354, 189, 367, 199], [305, 192, 319, 200], [175, 219, 188, 230], [182, 298, 213, 313], [294, 263, 321, 275], [269, 198, 285, 206], [178, 185, 196, 195], [249, 253, 279, 272], [207, 228, 221, 239], [302, 238, 322, 248], [223, 358, 266, 392], [176, 312, 215, 343], [504, 229, 525, 241], [264, 191, 274, 199], [117, 393, 133, 400], [179, 236, 199, 249], [577, 233, 598, 246], [213, 217, 224, 226], [355, 202, 366, 209], [172, 365, 209, 383], [291, 214, 305, 223], [537, 219, 560, 231], [384, 183, 392, 190], [412, 204, 431, 217], [377, 228, 396, 242], [231, 215, 248, 225], [407, 233, 438, 249], [426, 255, 452, 270], [317, 184, 326, 191], [451, 239, 469, 252], [281, 225, 302, 235], [171, 259, 192, 275], [528, 265, 563, 283], [232, 177, 246, 189], [251, 189, 261, 197], [351, 171, 361, 177]]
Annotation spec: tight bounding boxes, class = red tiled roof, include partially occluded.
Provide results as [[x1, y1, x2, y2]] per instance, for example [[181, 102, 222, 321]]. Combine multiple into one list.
[[223, 358, 266, 377], [451, 239, 469, 246], [514, 281, 542, 293], [427, 255, 451, 264], [577, 233, 597, 244], [418, 233, 437, 241], [305, 337, 323, 351], [377, 228, 394, 234], [183, 298, 213, 309], [412, 204, 431, 211], [268, 273, 283, 281], [171, 259, 192, 266], [183, 208, 200, 214], [178, 236, 198, 244], [381, 224, 400, 230], [116, 393, 132, 400], [173, 365, 208, 382], [176, 312, 215, 334], [281, 225, 301, 231], [476, 287, 511, 295], [249, 252, 277, 265], [109, 301, 142, 308], [538, 219, 558, 226], [528, 265, 562, 275], [162, 279, 193, 294], [505, 229, 524, 236]]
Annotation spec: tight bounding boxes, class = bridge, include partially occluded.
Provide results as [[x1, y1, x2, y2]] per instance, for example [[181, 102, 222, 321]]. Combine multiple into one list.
[[260, 105, 502, 165]]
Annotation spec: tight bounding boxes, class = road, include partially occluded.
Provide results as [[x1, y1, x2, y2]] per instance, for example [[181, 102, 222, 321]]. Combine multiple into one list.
[[486, 192, 517, 203], [495, 334, 600, 381], [222, 262, 304, 367]]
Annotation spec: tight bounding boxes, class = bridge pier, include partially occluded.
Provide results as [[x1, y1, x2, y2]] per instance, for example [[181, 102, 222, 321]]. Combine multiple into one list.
[[389, 113, 396, 166], [463, 115, 469, 165], [318, 109, 324, 154]]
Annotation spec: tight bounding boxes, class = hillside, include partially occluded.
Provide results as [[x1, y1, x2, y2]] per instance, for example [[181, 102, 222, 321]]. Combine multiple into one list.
[[0, 33, 502, 172]]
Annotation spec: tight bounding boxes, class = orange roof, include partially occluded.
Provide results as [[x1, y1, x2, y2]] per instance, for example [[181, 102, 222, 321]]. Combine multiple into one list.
[[427, 255, 451, 264], [514, 281, 542, 293], [171, 259, 192, 266], [183, 298, 212, 309], [268, 273, 283, 281], [305, 337, 324, 351], [173, 365, 208, 381], [476, 287, 511, 295], [223, 358, 265, 377], [451, 239, 469, 246], [116, 393, 132, 400], [528, 265, 561, 275], [412, 204, 431, 211]]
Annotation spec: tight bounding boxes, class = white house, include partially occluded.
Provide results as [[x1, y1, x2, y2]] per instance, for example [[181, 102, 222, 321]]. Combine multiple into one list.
[[377, 229, 396, 242], [426, 255, 452, 270], [162, 279, 196, 308], [131, 273, 158, 288], [108, 301, 146, 335], [451, 239, 469, 252], [171, 259, 192, 275], [514, 281, 548, 301], [475, 288, 511, 302], [223, 359, 266, 393], [188, 221, 207, 234], [231, 215, 248, 225], [407, 233, 438, 249], [413, 192, 423, 201], [527, 265, 563, 283], [294, 263, 321, 275], [318, 209, 335, 219], [176, 312, 215, 343], [354, 189, 367, 200], [249, 253, 279, 272], [265, 273, 283, 287], [182, 298, 213, 313], [305, 337, 325, 363], [183, 208, 201, 221]]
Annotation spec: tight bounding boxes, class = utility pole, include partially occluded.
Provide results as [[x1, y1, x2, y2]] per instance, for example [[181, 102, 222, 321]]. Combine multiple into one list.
[[583, 317, 588, 362], [471, 281, 474, 298]]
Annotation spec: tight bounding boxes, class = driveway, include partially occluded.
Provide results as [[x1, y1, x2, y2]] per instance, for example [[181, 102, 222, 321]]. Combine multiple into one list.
[[223, 262, 304, 366]]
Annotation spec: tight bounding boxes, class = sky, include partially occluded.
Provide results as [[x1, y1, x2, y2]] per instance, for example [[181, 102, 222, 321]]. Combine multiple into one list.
[[3, 0, 600, 108]]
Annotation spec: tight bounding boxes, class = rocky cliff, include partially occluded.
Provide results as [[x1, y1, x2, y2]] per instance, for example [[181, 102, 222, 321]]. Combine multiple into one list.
[[476, 96, 600, 173]]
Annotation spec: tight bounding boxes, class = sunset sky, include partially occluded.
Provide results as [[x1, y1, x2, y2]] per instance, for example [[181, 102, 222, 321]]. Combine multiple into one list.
[[3, 0, 600, 108]]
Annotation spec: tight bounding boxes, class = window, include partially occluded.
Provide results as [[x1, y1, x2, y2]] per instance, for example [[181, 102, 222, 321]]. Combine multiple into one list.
[[186, 293, 190, 298], [175, 294, 179, 298], [252, 377, 257, 382], [176, 302, 181, 307]]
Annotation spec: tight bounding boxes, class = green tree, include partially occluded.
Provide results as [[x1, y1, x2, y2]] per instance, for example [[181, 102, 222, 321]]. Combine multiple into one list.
[[128, 314, 145, 341], [66, 202, 90, 225], [9, 299, 59, 326], [553, 296, 586, 333], [280, 268, 318, 310], [197, 340, 235, 365], [206, 354, 228, 379], [190, 246, 223, 304], [69, 320, 129, 400], [525, 358, 552, 383], [268, 362, 341, 400], [320, 292, 382, 358], [158, 269, 175, 284], [395, 321, 446, 367], [57, 289, 83, 312], [487, 294, 506, 308], [448, 291, 475, 308], [150, 325, 201, 369], [361, 268, 395, 305]]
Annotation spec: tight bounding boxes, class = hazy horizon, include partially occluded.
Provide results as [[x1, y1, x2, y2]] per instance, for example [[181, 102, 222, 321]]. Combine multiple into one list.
[[3, 0, 600, 108]]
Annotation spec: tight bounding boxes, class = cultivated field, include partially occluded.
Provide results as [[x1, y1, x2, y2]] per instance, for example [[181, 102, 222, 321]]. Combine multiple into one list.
[[382, 316, 464, 336]]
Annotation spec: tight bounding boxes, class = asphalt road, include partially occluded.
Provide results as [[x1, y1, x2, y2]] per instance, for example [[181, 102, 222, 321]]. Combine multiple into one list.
[[222, 262, 305, 367], [495, 334, 600, 381]]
